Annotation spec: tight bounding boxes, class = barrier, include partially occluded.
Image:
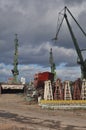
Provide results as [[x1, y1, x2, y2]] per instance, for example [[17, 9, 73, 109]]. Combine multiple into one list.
[[39, 100, 86, 109]]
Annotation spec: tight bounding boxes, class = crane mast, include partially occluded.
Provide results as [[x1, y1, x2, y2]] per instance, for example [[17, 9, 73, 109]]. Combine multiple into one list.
[[49, 48, 56, 80], [11, 34, 19, 83], [53, 6, 86, 79]]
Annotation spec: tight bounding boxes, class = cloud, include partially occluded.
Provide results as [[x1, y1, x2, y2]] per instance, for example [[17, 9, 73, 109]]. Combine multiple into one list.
[[57, 66, 81, 81], [0, 0, 86, 82], [64, 0, 85, 6]]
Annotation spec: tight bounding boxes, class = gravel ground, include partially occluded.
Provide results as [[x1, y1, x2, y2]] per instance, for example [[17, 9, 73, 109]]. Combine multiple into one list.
[[0, 94, 86, 130]]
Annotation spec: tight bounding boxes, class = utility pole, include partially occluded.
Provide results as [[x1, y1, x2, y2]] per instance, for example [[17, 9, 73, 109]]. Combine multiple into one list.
[[49, 48, 56, 80], [11, 34, 19, 83]]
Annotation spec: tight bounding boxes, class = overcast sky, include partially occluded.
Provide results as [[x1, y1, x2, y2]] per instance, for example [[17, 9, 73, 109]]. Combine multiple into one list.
[[0, 0, 86, 82]]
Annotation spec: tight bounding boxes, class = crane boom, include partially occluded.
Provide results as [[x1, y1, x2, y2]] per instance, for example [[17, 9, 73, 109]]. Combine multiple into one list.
[[65, 7, 86, 37], [64, 12, 84, 63], [53, 7, 86, 79]]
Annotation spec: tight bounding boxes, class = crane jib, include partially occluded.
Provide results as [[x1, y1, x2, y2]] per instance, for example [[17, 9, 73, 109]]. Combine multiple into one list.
[[53, 6, 86, 79]]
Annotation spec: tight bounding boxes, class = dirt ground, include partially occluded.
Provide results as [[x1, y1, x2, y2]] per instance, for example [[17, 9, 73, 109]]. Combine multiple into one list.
[[0, 93, 86, 130]]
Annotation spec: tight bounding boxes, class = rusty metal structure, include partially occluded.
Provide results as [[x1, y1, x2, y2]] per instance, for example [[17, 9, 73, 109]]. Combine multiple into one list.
[[72, 79, 81, 100], [34, 72, 54, 89], [33, 72, 54, 98], [54, 78, 63, 100]]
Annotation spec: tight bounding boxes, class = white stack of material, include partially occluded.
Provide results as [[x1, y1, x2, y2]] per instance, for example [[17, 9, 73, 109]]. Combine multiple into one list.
[[81, 79, 86, 100], [21, 77, 26, 84], [44, 80, 53, 100], [64, 80, 72, 100]]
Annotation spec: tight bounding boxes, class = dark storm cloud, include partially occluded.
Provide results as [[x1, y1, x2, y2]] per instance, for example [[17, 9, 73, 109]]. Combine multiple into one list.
[[0, 0, 63, 64], [19, 45, 48, 64], [64, 0, 85, 6], [0, 0, 86, 81], [0, 0, 86, 69]]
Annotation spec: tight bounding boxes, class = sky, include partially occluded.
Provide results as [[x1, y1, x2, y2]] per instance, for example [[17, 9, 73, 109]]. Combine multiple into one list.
[[0, 0, 86, 83]]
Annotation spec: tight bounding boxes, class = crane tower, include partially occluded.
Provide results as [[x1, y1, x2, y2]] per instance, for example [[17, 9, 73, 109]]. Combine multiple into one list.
[[49, 48, 56, 80], [11, 34, 19, 83]]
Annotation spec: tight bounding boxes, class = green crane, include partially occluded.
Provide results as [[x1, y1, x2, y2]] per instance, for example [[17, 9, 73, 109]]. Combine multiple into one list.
[[11, 34, 19, 83], [53, 6, 86, 79], [49, 48, 56, 80]]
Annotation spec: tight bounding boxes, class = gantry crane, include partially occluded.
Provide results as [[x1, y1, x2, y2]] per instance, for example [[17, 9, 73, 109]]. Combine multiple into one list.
[[11, 34, 19, 83], [53, 6, 86, 79]]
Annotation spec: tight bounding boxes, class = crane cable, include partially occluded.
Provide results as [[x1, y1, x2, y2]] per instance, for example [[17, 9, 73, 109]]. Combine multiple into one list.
[[52, 7, 65, 41], [53, 6, 86, 41], [66, 6, 86, 37]]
